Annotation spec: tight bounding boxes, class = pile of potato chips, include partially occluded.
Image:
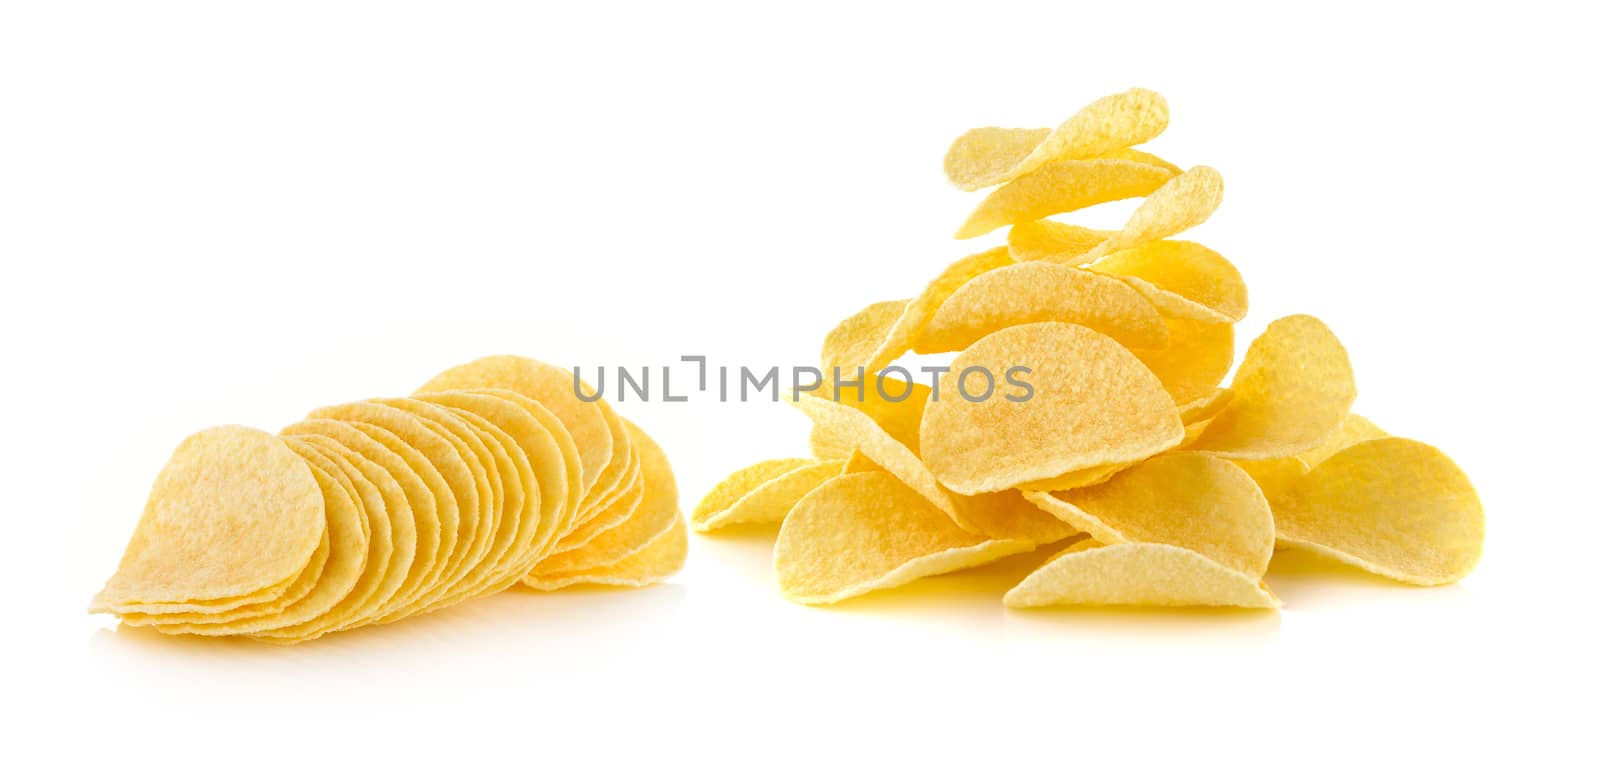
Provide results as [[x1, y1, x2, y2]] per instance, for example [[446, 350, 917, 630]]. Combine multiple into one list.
[[92, 356, 686, 642], [697, 88, 1484, 608]]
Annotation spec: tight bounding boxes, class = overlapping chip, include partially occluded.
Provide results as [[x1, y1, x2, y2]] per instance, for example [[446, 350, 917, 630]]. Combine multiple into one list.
[[699, 87, 1483, 610], [92, 355, 686, 643]]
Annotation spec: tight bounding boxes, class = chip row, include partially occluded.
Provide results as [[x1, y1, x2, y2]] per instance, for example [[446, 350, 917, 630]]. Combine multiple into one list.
[[695, 88, 1484, 608], [91, 356, 686, 643]]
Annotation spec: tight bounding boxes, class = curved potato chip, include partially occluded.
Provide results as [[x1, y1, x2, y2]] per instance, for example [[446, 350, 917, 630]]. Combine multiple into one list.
[[920, 322, 1184, 495], [553, 446, 642, 552], [1178, 387, 1233, 425], [1007, 220, 1111, 265], [1233, 457, 1309, 507], [1021, 453, 1274, 577], [1088, 240, 1247, 323], [954, 488, 1079, 544], [821, 299, 909, 373], [774, 472, 1033, 604], [692, 458, 814, 531], [808, 423, 854, 461], [1296, 413, 1387, 469], [1129, 319, 1235, 406], [861, 247, 1014, 372], [524, 512, 687, 591], [1014, 462, 1127, 493], [917, 262, 1169, 353], [695, 459, 844, 531], [1098, 147, 1180, 173], [1003, 541, 1279, 609], [418, 355, 613, 497], [1277, 438, 1483, 585], [944, 88, 1169, 191], [1083, 166, 1224, 259], [841, 449, 881, 474], [1190, 314, 1357, 460], [91, 426, 325, 612], [956, 159, 1178, 239], [533, 421, 679, 574], [299, 434, 414, 629]]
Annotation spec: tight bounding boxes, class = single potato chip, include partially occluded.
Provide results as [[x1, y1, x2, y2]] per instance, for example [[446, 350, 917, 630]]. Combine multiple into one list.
[[956, 158, 1178, 240], [944, 88, 1169, 191], [1007, 220, 1111, 265], [918, 261, 1170, 353], [1296, 413, 1387, 469], [1082, 166, 1224, 259], [821, 299, 910, 374], [1129, 319, 1235, 406], [1004, 541, 1279, 608], [860, 247, 1014, 372], [1276, 438, 1483, 585], [91, 426, 325, 613], [1088, 240, 1247, 323], [695, 459, 844, 531], [920, 322, 1184, 495], [1021, 453, 1274, 577], [692, 458, 814, 531], [774, 472, 1034, 604], [1190, 314, 1357, 460]]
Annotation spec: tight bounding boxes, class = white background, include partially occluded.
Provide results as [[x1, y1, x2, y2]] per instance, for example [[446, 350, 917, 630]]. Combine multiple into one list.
[[2, 1, 1594, 755]]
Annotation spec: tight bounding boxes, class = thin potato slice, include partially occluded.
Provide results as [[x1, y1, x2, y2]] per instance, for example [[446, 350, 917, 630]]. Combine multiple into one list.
[[118, 530, 330, 627], [530, 421, 679, 575], [1190, 314, 1357, 460], [1276, 438, 1483, 585], [920, 322, 1184, 495], [1020, 453, 1274, 577], [91, 426, 325, 613], [862, 247, 1014, 372], [695, 459, 844, 531], [944, 88, 1169, 191], [1129, 319, 1235, 406], [808, 424, 854, 461], [956, 159, 1177, 239], [1083, 166, 1225, 259], [774, 472, 1033, 604], [1296, 413, 1387, 469], [1004, 541, 1279, 609], [555, 448, 642, 552], [692, 458, 814, 531], [1178, 387, 1233, 425], [1007, 220, 1111, 265], [1233, 457, 1309, 508], [1088, 240, 1247, 323], [523, 512, 687, 591], [918, 262, 1169, 353], [821, 299, 909, 373]]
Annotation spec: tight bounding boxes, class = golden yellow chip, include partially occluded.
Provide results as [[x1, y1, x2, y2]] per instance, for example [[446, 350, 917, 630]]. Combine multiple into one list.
[[691, 458, 813, 532], [859, 246, 1014, 372], [554, 445, 642, 552], [1003, 541, 1279, 609], [1082, 166, 1224, 259], [573, 396, 637, 525], [919, 322, 1184, 495], [1178, 387, 1233, 425], [1277, 438, 1483, 585], [532, 421, 679, 575], [1296, 413, 1387, 469], [841, 449, 880, 474], [1015, 462, 1127, 492], [1233, 457, 1309, 508], [808, 423, 854, 461], [432, 403, 534, 599], [821, 299, 909, 373], [117, 527, 331, 627], [1088, 240, 1247, 323], [1129, 319, 1235, 406], [1007, 220, 1111, 265], [943, 88, 1169, 191], [298, 434, 415, 628], [917, 261, 1169, 353], [694, 459, 843, 531], [956, 158, 1178, 239], [418, 355, 613, 498], [774, 472, 1033, 604], [1190, 314, 1357, 459], [524, 512, 688, 591], [1021, 452, 1274, 576], [91, 426, 325, 613], [1099, 147, 1181, 173]]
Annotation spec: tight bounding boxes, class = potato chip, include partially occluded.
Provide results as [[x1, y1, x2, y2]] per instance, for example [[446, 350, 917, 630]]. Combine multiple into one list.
[[298, 434, 415, 628], [524, 512, 688, 591], [117, 526, 330, 627], [1190, 314, 1357, 459], [552, 447, 642, 553], [1129, 319, 1235, 406], [1088, 240, 1247, 323], [1099, 147, 1180, 173], [418, 355, 613, 497], [821, 299, 909, 373], [774, 472, 1033, 604], [425, 403, 532, 599], [1178, 387, 1233, 425], [694, 459, 844, 531], [573, 396, 637, 524], [1003, 541, 1279, 609], [955, 158, 1178, 239], [1007, 220, 1111, 265], [1276, 438, 1483, 585], [917, 261, 1170, 353], [859, 246, 1014, 372], [1082, 166, 1225, 259], [944, 88, 1169, 191], [91, 426, 325, 613], [1021, 453, 1274, 576], [1296, 413, 1387, 469], [692, 458, 813, 532], [1232, 457, 1309, 508], [808, 423, 854, 461], [841, 449, 881, 474], [920, 322, 1184, 495], [532, 421, 678, 574], [1015, 463, 1127, 493]]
